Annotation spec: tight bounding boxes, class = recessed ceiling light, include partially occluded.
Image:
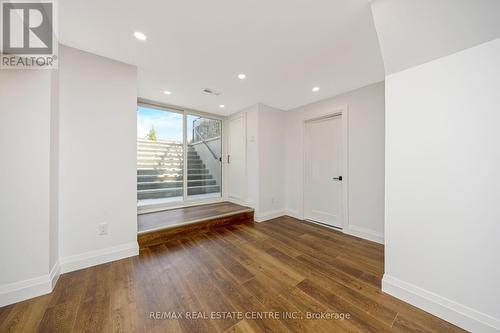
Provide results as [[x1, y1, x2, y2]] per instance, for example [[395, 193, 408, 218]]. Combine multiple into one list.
[[219, 104, 225, 108], [238, 73, 246, 80], [164, 90, 172, 95], [312, 86, 320, 92], [134, 31, 147, 41]]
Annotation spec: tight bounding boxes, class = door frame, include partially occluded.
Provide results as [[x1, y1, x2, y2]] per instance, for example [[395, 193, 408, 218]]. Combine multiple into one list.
[[137, 98, 226, 214], [301, 105, 349, 230], [226, 112, 248, 206]]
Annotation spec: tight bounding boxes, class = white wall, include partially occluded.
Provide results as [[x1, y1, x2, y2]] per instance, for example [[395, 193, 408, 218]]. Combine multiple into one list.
[[371, 0, 500, 74], [228, 105, 260, 210], [258, 104, 286, 221], [0, 70, 54, 305], [285, 82, 385, 243], [58, 46, 138, 272], [228, 104, 287, 221], [384, 38, 500, 332], [49, 69, 60, 271]]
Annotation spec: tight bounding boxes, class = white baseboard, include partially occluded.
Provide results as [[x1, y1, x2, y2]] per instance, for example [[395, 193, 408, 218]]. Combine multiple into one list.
[[382, 274, 500, 333], [227, 197, 254, 208], [0, 261, 60, 307], [284, 212, 384, 245], [49, 261, 61, 289], [285, 209, 302, 220], [1, 243, 138, 307], [344, 225, 384, 244], [255, 209, 286, 222], [60, 242, 139, 273]]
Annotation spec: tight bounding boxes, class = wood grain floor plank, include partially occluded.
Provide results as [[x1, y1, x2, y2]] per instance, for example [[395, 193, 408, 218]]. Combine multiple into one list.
[[0, 215, 467, 333]]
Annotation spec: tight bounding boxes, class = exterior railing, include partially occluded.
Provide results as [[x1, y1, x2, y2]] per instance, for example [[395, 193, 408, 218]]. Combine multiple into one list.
[[191, 117, 222, 161]]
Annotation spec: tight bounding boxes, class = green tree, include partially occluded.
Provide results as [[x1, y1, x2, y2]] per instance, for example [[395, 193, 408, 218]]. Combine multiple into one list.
[[147, 126, 158, 141]]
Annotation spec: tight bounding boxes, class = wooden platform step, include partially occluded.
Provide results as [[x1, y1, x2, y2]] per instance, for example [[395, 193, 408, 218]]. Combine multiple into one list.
[[138, 207, 254, 249]]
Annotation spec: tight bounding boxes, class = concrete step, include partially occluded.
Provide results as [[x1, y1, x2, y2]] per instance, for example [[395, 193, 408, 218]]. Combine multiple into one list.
[[137, 138, 181, 144], [137, 156, 183, 162], [137, 157, 201, 163], [137, 151, 200, 160], [137, 179, 217, 190], [137, 164, 206, 171], [137, 173, 213, 182], [137, 168, 181, 175], [137, 168, 210, 175], [138, 174, 183, 182], [137, 151, 184, 157], [137, 185, 220, 200], [137, 140, 182, 147], [137, 146, 183, 152], [188, 184, 220, 195], [137, 162, 185, 168], [186, 174, 213, 180], [188, 168, 209, 174]]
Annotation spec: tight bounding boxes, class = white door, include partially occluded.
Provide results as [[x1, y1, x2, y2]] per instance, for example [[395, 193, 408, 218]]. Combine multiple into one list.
[[227, 114, 246, 201], [304, 115, 343, 228]]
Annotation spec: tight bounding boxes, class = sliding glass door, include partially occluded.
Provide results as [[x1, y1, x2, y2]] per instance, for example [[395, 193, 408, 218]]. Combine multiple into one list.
[[137, 103, 222, 209], [187, 115, 222, 200]]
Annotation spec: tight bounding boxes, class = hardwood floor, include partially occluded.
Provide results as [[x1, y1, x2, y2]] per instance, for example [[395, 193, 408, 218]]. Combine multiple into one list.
[[138, 210, 254, 249], [0, 216, 466, 333], [138, 202, 253, 233]]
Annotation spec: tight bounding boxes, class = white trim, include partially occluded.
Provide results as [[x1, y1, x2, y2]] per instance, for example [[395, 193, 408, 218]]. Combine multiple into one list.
[[137, 98, 225, 121], [254, 209, 286, 222], [301, 105, 349, 230], [49, 261, 61, 289], [0, 276, 51, 307], [60, 242, 139, 274], [344, 225, 384, 244], [291, 216, 384, 244], [138, 197, 225, 215], [227, 197, 253, 209], [227, 112, 248, 204], [285, 209, 301, 220], [382, 275, 500, 333], [0, 261, 60, 307]]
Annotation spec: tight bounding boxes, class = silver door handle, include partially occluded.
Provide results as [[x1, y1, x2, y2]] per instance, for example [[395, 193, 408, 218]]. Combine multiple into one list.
[[333, 176, 343, 181], [227, 155, 231, 164]]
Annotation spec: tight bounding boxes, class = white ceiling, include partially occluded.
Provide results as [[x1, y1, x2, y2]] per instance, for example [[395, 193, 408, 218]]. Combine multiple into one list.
[[59, 0, 385, 115], [371, 0, 500, 74]]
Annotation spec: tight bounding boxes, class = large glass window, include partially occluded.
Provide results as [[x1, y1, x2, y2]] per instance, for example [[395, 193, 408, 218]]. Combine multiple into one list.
[[187, 115, 222, 200], [137, 104, 222, 209], [137, 106, 184, 207]]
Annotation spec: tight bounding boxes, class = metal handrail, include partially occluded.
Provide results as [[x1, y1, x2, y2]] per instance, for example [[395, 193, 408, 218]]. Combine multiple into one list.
[[191, 118, 221, 161]]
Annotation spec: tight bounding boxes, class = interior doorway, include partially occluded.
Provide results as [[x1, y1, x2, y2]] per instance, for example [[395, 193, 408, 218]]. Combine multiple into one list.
[[303, 114, 345, 228], [227, 113, 247, 204]]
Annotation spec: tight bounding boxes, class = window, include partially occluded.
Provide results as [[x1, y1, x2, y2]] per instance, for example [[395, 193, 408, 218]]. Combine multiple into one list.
[[187, 115, 222, 200], [137, 103, 222, 209]]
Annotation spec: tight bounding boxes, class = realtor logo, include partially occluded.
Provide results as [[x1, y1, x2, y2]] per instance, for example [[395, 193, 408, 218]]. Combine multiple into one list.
[[1, 0, 57, 69]]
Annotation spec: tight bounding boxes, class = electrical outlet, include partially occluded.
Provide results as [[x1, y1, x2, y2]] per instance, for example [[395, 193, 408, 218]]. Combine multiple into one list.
[[98, 222, 108, 235]]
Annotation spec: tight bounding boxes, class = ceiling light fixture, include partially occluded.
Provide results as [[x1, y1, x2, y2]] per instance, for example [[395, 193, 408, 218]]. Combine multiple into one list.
[[133, 31, 147, 41], [312, 86, 320, 92], [164, 90, 172, 95], [238, 73, 246, 80], [219, 104, 225, 108]]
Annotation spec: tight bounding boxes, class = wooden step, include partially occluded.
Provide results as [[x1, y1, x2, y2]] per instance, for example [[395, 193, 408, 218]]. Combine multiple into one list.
[[138, 208, 254, 249]]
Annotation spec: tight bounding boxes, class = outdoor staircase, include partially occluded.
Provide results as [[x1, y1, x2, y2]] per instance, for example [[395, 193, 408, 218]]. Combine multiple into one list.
[[137, 139, 220, 200]]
